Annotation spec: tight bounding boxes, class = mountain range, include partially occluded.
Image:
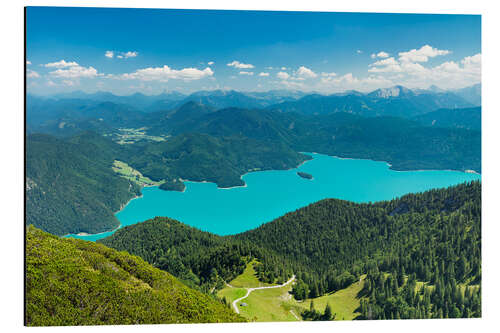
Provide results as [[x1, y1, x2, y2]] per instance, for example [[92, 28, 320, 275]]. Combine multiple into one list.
[[27, 84, 481, 139], [25, 83, 482, 324], [28, 84, 480, 127]]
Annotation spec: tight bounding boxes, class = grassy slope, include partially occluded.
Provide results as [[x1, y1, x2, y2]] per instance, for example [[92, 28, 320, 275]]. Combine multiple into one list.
[[217, 261, 364, 322], [217, 288, 246, 305], [286, 275, 366, 320], [241, 285, 298, 322], [26, 226, 245, 326], [217, 260, 294, 322], [217, 260, 273, 304], [112, 160, 164, 186], [229, 259, 274, 288]]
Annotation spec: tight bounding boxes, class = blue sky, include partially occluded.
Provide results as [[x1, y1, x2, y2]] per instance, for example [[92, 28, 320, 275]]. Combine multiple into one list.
[[26, 7, 481, 95]]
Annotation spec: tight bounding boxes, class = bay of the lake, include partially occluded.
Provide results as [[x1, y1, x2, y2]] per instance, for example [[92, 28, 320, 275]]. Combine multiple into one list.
[[67, 153, 481, 241]]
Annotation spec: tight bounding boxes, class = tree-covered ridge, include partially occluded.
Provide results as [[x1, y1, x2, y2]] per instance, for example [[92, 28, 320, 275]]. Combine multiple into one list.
[[290, 113, 481, 172], [238, 181, 481, 318], [101, 181, 481, 319], [412, 107, 481, 130], [26, 225, 245, 326], [99, 217, 294, 292], [26, 133, 141, 236], [121, 132, 310, 188]]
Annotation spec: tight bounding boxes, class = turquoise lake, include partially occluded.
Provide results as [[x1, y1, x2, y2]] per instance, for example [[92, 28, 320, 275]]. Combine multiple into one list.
[[66, 153, 481, 241]]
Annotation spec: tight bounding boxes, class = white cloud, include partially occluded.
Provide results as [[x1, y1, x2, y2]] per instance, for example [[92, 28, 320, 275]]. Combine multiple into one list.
[[371, 57, 398, 67], [431, 54, 481, 79], [296, 66, 317, 79], [123, 51, 138, 58], [27, 70, 40, 78], [26, 60, 31, 65], [400, 62, 427, 74], [277, 71, 290, 80], [277, 66, 318, 82], [62, 80, 76, 86], [239, 71, 254, 75], [227, 61, 254, 69], [398, 45, 450, 63], [271, 48, 479, 93], [371, 51, 390, 59], [49, 63, 100, 79], [207, 61, 214, 66], [281, 67, 288, 70], [368, 57, 402, 73], [106, 51, 138, 59], [366, 51, 480, 90], [44, 60, 79, 68], [319, 73, 394, 93], [461, 53, 481, 70], [356, 50, 363, 54], [119, 65, 214, 82], [321, 73, 357, 85], [435, 61, 460, 72], [258, 72, 270, 77], [279, 79, 305, 90]]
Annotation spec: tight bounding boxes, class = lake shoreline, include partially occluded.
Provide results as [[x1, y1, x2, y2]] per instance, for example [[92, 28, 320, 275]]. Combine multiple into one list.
[[217, 156, 315, 190], [329, 154, 481, 175], [62, 185, 147, 239], [66, 152, 481, 241]]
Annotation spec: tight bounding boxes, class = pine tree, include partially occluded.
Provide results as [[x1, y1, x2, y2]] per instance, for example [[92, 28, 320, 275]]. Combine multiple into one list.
[[322, 303, 333, 321]]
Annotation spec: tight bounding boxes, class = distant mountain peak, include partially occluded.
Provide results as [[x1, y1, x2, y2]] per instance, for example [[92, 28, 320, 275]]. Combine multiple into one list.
[[331, 89, 365, 97], [428, 85, 445, 93], [368, 85, 413, 98]]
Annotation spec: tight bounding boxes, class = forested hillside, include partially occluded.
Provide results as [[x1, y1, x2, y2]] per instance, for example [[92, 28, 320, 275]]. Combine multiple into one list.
[[99, 217, 294, 292], [101, 181, 481, 319], [290, 113, 481, 172], [144, 106, 482, 174], [413, 107, 481, 130], [121, 132, 310, 188], [26, 226, 245, 326], [26, 132, 141, 235]]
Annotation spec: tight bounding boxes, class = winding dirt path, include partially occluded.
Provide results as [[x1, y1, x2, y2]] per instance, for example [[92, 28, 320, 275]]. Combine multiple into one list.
[[232, 275, 296, 314]]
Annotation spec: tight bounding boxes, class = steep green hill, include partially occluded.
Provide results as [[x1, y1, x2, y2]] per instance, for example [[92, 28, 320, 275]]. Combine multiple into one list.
[[26, 225, 245, 326], [26, 133, 141, 236]]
